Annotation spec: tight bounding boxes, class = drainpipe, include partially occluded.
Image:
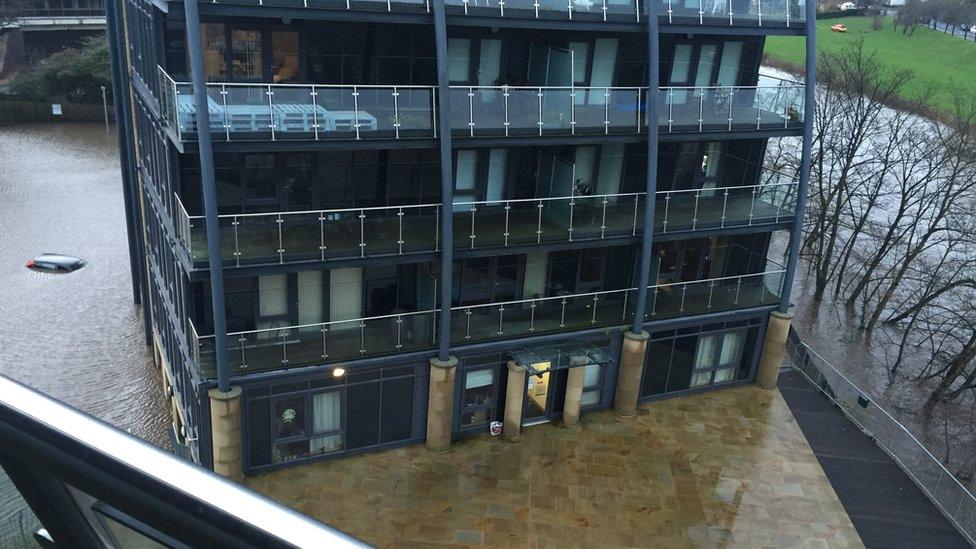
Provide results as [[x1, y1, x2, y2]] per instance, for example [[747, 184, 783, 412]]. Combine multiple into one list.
[[182, 0, 231, 393], [432, 0, 455, 361], [104, 0, 142, 308], [629, 7, 660, 334], [776, 0, 815, 313]]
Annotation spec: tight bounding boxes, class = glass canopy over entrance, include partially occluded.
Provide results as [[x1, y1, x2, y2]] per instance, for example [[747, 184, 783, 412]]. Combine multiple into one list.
[[511, 342, 614, 425]]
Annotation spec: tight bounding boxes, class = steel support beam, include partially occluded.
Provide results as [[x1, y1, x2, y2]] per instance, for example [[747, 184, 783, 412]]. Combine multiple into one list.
[[432, 0, 455, 362], [777, 0, 815, 313], [182, 0, 231, 392], [630, 8, 661, 333]]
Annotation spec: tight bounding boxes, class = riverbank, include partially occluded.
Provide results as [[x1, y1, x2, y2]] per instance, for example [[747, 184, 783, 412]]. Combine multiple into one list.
[[764, 16, 976, 115]]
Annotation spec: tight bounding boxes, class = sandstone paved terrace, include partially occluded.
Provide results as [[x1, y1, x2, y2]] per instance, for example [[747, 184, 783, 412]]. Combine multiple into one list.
[[247, 385, 860, 547]]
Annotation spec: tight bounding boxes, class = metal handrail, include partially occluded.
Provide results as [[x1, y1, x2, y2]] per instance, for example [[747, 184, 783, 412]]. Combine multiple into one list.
[[787, 329, 976, 545], [194, 262, 785, 340]]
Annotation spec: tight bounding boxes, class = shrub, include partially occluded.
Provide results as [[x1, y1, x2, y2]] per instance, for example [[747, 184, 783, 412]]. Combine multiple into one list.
[[10, 35, 111, 104]]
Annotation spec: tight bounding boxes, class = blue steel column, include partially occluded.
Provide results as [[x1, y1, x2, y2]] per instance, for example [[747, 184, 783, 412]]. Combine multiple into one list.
[[104, 0, 141, 307], [182, 0, 231, 392], [776, 0, 815, 313], [432, 0, 455, 361], [629, 9, 660, 333]]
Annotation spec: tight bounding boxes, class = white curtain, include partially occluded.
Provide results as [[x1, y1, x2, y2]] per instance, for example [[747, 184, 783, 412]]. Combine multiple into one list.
[[486, 149, 507, 202], [453, 150, 478, 212], [719, 330, 745, 366], [522, 252, 549, 299], [257, 274, 288, 337], [582, 363, 602, 388], [670, 44, 693, 82], [330, 267, 363, 329], [310, 391, 342, 454], [465, 369, 494, 389], [695, 45, 717, 87], [693, 334, 718, 370], [297, 271, 323, 326]]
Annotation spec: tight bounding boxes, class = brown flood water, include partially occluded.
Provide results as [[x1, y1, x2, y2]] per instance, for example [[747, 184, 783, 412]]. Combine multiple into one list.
[[0, 123, 169, 522]]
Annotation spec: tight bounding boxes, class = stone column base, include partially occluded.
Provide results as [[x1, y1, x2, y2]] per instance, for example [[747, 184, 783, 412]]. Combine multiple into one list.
[[426, 356, 458, 452], [503, 361, 526, 441], [208, 386, 243, 482], [613, 330, 649, 417], [756, 310, 794, 390], [563, 359, 586, 427]]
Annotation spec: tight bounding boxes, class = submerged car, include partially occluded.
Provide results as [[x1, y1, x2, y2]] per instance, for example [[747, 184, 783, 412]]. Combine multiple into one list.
[[26, 254, 87, 272]]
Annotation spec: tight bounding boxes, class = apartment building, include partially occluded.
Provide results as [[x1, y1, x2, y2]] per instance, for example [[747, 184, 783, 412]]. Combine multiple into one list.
[[107, 0, 812, 476]]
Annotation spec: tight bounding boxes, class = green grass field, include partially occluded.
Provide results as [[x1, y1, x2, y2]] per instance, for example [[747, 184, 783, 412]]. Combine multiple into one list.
[[764, 17, 976, 114]]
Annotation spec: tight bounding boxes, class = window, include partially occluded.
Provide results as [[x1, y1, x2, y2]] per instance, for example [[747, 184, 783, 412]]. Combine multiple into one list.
[[231, 30, 262, 79], [690, 330, 744, 387], [310, 391, 342, 455], [447, 38, 470, 83], [461, 369, 496, 429], [580, 363, 603, 407], [272, 31, 299, 83], [200, 23, 226, 79]]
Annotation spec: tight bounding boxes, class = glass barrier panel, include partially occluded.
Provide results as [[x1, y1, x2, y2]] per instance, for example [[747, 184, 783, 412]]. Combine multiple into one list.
[[398, 312, 437, 354], [222, 86, 273, 141], [505, 88, 541, 136], [396, 88, 436, 138], [361, 208, 404, 256], [279, 212, 324, 262], [400, 206, 440, 254], [497, 300, 535, 338], [319, 209, 364, 260], [324, 320, 365, 363], [234, 215, 282, 265], [270, 86, 315, 140], [469, 88, 508, 137], [361, 316, 401, 358], [573, 88, 609, 133], [452, 306, 501, 344], [286, 325, 328, 368], [196, 336, 217, 378], [540, 88, 573, 135], [700, 87, 732, 130], [666, 89, 702, 131], [592, 290, 629, 326], [504, 200, 548, 246], [605, 0, 638, 19], [314, 88, 360, 139], [568, 195, 607, 240], [354, 87, 397, 138], [467, 202, 510, 249]]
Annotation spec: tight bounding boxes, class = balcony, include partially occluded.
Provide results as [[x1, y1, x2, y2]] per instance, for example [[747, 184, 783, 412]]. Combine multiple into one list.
[[188, 260, 785, 377], [157, 68, 804, 144], [174, 171, 797, 268], [182, 0, 806, 27]]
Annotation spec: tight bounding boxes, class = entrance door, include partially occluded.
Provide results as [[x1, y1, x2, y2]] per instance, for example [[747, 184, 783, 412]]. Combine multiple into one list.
[[523, 362, 555, 425]]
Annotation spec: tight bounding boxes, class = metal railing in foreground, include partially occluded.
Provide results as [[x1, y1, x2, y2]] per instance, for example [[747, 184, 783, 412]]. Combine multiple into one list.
[[786, 329, 976, 546], [0, 374, 364, 548]]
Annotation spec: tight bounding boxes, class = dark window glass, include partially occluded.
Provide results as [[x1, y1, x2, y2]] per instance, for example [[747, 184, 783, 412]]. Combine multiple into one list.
[[346, 383, 381, 449], [642, 340, 672, 397], [380, 377, 414, 443], [273, 440, 308, 464], [667, 336, 697, 392], [273, 396, 306, 440], [246, 398, 271, 467]]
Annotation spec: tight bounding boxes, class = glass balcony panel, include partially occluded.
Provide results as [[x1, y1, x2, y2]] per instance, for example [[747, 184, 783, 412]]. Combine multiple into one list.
[[497, 300, 535, 338], [234, 215, 282, 265], [451, 306, 501, 344], [353, 87, 397, 138], [324, 320, 365, 363], [469, 88, 508, 137], [560, 294, 598, 331], [605, 0, 638, 19], [186, 218, 209, 267], [663, 0, 704, 22], [397, 312, 437, 354], [313, 88, 360, 139], [284, 325, 328, 368], [604, 88, 640, 133], [448, 87, 474, 136], [666, 89, 703, 131], [279, 212, 324, 262], [505, 88, 541, 136], [320, 209, 365, 260], [242, 329, 290, 372], [495, 200, 549, 246], [567, 195, 607, 240], [196, 335, 216, 378], [269, 86, 316, 140], [361, 316, 400, 357], [728, 86, 759, 129], [361, 208, 404, 256], [700, 87, 732, 130], [540, 88, 574, 135], [529, 298, 565, 334], [604, 194, 642, 237], [221, 86, 274, 141], [592, 290, 629, 326], [572, 88, 608, 134], [464, 202, 510, 249], [396, 88, 436, 138], [399, 206, 440, 254]]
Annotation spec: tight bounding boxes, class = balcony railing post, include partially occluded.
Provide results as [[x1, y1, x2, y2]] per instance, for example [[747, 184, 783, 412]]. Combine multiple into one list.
[[397, 207, 404, 255], [276, 213, 284, 264], [536, 200, 544, 243], [567, 0, 573, 20], [279, 332, 288, 366], [359, 209, 366, 258], [570, 86, 577, 135], [232, 216, 240, 267], [667, 0, 673, 22], [434, 206, 440, 251], [310, 86, 320, 140], [603, 88, 610, 134], [267, 85, 276, 141], [396, 315, 403, 350], [503, 85, 510, 137], [537, 87, 544, 136], [392, 86, 400, 139], [600, 197, 608, 238], [319, 211, 326, 261], [632, 194, 639, 236], [679, 283, 687, 312], [352, 86, 361, 139], [359, 321, 366, 354], [734, 277, 742, 304], [727, 86, 734, 130], [636, 88, 642, 133], [504, 202, 511, 246], [464, 309, 472, 340], [601, 0, 607, 21], [667, 89, 674, 132], [697, 0, 702, 23], [661, 192, 670, 233], [220, 84, 229, 141], [469, 205, 477, 249], [529, 301, 536, 332], [321, 325, 328, 359], [707, 281, 715, 309], [568, 197, 575, 241], [697, 91, 704, 132], [497, 305, 505, 336], [559, 298, 567, 328], [749, 186, 757, 225], [757, 0, 762, 25], [590, 295, 599, 324], [239, 335, 247, 371], [721, 189, 729, 228], [468, 87, 475, 137]]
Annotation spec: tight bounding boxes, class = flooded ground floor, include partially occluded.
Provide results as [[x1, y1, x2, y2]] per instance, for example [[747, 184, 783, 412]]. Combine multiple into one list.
[[247, 383, 861, 547]]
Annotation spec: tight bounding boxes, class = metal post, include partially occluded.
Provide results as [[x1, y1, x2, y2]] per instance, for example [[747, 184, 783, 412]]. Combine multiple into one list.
[[183, 0, 231, 393], [630, 6, 660, 333], [432, 0, 455, 361], [777, 0, 814, 314], [100, 85, 109, 131]]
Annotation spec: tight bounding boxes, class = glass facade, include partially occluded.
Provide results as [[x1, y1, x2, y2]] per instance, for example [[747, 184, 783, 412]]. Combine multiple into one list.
[[640, 319, 762, 398], [244, 364, 419, 468]]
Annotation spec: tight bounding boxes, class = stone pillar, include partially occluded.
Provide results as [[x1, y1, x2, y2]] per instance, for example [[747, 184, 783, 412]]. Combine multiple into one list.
[[503, 361, 526, 441], [562, 362, 586, 427], [208, 386, 243, 482], [425, 356, 458, 452], [756, 310, 794, 390], [613, 330, 649, 417]]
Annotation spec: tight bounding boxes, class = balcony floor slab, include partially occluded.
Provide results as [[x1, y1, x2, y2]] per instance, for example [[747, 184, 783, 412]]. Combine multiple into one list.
[[246, 384, 861, 547]]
